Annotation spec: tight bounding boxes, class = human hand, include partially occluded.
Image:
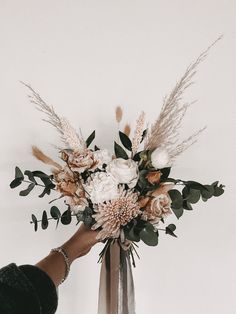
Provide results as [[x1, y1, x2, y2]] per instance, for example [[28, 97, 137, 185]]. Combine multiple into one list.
[[62, 223, 99, 263]]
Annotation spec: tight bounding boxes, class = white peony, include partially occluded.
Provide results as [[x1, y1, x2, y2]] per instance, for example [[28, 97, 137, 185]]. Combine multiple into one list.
[[106, 158, 139, 188], [151, 147, 171, 169], [93, 149, 112, 170], [85, 172, 119, 204]]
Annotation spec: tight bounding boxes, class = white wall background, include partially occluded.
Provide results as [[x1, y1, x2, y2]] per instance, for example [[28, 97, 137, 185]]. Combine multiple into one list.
[[0, 1, 235, 313]]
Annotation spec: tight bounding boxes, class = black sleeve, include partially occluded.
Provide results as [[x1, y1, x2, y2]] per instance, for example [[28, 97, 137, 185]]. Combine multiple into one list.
[[0, 263, 58, 314]]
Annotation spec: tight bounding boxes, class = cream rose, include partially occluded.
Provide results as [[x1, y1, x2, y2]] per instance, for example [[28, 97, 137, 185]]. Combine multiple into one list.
[[106, 158, 139, 188], [85, 172, 119, 204], [151, 147, 171, 169]]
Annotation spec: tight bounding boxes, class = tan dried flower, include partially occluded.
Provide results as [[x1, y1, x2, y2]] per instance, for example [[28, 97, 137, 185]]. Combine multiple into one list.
[[32, 146, 62, 169], [53, 166, 78, 196], [146, 171, 162, 185], [92, 189, 141, 241], [142, 193, 172, 224], [132, 111, 145, 155], [124, 124, 131, 136], [62, 149, 98, 173], [115, 106, 123, 123], [140, 183, 174, 223]]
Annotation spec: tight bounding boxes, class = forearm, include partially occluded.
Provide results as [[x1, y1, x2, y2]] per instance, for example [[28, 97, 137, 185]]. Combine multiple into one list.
[[36, 225, 98, 287]]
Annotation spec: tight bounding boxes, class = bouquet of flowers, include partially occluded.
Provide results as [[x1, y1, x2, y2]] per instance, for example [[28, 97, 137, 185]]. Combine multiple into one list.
[[10, 37, 224, 314]]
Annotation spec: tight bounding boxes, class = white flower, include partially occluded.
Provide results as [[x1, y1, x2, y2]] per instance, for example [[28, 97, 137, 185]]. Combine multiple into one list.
[[151, 147, 171, 169], [93, 149, 112, 169], [65, 195, 88, 214], [106, 158, 139, 188], [85, 172, 119, 204]]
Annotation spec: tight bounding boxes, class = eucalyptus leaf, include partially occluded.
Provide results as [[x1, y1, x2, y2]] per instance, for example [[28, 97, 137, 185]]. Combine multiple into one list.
[[168, 189, 183, 209], [15, 166, 24, 180], [186, 181, 208, 192], [119, 131, 132, 151], [126, 227, 140, 242], [166, 224, 177, 237], [161, 167, 171, 180], [187, 189, 201, 204], [183, 200, 193, 210], [31, 214, 38, 232], [140, 223, 158, 246], [201, 185, 214, 200], [82, 207, 93, 227], [213, 186, 224, 197], [171, 207, 184, 219], [10, 178, 23, 189], [140, 129, 147, 143], [86, 130, 95, 147], [32, 171, 50, 179], [50, 206, 61, 220], [182, 186, 190, 199], [19, 183, 35, 196], [24, 170, 37, 184], [42, 211, 48, 230], [61, 209, 72, 225], [133, 152, 141, 162], [38, 187, 51, 198], [114, 141, 129, 159]]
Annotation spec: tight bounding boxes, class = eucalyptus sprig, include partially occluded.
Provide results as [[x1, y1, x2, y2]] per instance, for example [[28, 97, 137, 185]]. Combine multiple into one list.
[[10, 167, 55, 198]]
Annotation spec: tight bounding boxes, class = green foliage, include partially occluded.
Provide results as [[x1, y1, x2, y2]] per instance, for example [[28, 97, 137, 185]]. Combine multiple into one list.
[[42, 210, 48, 230], [31, 214, 38, 232], [139, 222, 159, 246], [211, 181, 225, 197], [82, 207, 94, 227], [184, 180, 225, 202], [50, 206, 61, 219], [168, 189, 184, 219], [184, 187, 201, 204], [140, 129, 147, 143], [183, 200, 193, 210], [185, 181, 208, 192], [114, 141, 129, 159], [201, 185, 214, 200], [10, 168, 55, 198], [166, 224, 177, 237], [168, 189, 183, 209], [10, 166, 24, 188], [61, 209, 72, 225], [160, 167, 171, 180], [50, 206, 61, 228], [15, 167, 24, 180], [124, 222, 141, 242], [126, 227, 141, 242], [86, 130, 96, 147], [119, 131, 132, 151], [24, 170, 37, 184], [10, 179, 23, 188], [19, 183, 35, 196], [133, 151, 141, 162]]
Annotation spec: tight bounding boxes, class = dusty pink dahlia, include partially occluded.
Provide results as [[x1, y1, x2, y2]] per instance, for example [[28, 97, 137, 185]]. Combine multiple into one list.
[[92, 189, 141, 241]]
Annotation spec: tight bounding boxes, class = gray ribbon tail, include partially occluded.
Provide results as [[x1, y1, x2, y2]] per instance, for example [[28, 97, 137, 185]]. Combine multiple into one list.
[[97, 241, 136, 314]]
